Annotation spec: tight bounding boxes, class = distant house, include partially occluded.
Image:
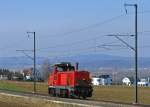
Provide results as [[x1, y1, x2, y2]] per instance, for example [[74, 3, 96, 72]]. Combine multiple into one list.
[[22, 68, 33, 80], [92, 77, 100, 85], [25, 75, 31, 80], [138, 78, 149, 87], [0, 75, 8, 80], [22, 68, 43, 81], [122, 77, 134, 86], [92, 75, 112, 86], [99, 75, 112, 85]]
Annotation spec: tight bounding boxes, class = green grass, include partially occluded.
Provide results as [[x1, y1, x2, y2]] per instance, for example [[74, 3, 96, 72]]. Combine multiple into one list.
[[90, 86, 150, 105], [0, 81, 29, 92], [90, 86, 134, 103]]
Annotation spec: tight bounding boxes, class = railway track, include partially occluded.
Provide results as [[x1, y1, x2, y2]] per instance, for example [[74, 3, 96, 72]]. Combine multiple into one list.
[[0, 89, 148, 107]]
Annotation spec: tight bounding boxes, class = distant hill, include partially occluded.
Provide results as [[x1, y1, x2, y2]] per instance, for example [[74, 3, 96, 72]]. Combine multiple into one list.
[[52, 54, 150, 71], [0, 57, 44, 68], [0, 54, 150, 71]]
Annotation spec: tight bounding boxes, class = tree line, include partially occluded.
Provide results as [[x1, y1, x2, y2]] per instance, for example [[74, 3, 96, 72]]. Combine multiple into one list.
[[0, 68, 23, 80]]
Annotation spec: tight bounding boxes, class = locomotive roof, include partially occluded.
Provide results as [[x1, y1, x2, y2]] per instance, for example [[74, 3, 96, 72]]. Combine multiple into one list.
[[54, 62, 72, 67]]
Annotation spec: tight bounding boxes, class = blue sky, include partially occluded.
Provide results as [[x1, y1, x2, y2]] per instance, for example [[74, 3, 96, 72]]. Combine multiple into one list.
[[0, 0, 150, 57]]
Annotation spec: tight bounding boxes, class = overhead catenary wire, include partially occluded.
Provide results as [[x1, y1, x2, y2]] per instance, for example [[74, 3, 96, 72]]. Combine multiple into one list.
[[37, 10, 150, 39], [43, 46, 129, 58], [0, 37, 27, 51], [36, 34, 112, 51], [34, 29, 150, 52], [39, 38, 131, 57], [1, 30, 149, 54], [42, 43, 150, 58], [36, 32, 134, 51], [0, 10, 150, 58], [1, 11, 150, 54], [38, 14, 124, 39], [35, 33, 149, 55], [0, 14, 126, 55], [38, 32, 150, 58]]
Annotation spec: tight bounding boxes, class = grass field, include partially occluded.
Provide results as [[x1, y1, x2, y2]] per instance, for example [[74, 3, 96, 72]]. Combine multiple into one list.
[[91, 86, 150, 105], [0, 101, 33, 107], [0, 80, 150, 105]]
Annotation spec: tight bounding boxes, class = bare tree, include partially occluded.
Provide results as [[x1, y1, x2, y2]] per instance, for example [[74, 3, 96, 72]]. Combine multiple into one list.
[[41, 58, 51, 81]]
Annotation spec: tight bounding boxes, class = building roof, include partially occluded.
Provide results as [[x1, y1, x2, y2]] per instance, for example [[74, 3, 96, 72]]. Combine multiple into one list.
[[99, 75, 110, 79], [123, 76, 134, 82]]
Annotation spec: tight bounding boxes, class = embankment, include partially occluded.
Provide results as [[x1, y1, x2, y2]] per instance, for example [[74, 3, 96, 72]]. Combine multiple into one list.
[[0, 92, 143, 107]]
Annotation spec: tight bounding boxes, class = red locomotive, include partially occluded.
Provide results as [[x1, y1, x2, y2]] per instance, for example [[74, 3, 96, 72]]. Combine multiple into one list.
[[48, 62, 93, 99]]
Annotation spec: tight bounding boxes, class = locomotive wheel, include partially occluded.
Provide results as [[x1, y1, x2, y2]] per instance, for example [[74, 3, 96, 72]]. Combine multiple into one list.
[[81, 91, 87, 99], [48, 88, 51, 95], [82, 95, 86, 99], [49, 88, 53, 96], [78, 95, 81, 99], [51, 89, 56, 97], [63, 90, 68, 98]]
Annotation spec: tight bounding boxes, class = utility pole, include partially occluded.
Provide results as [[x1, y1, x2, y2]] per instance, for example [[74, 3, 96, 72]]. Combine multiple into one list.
[[107, 4, 138, 104], [124, 4, 138, 104], [27, 32, 36, 93], [107, 33, 138, 104]]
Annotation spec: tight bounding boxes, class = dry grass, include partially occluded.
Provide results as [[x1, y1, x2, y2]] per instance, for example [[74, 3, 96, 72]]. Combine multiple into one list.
[[91, 86, 150, 105], [0, 92, 48, 107], [90, 86, 134, 103], [0, 80, 150, 105], [0, 101, 32, 107]]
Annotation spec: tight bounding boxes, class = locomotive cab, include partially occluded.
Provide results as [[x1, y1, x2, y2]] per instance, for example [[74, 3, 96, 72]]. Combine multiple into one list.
[[54, 62, 75, 72]]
